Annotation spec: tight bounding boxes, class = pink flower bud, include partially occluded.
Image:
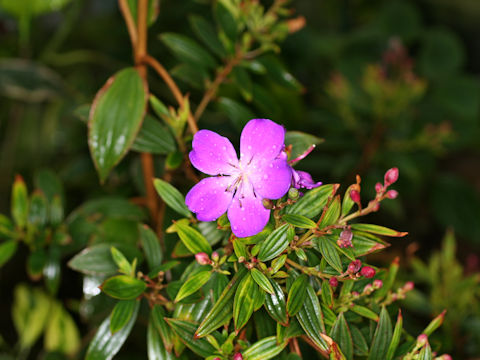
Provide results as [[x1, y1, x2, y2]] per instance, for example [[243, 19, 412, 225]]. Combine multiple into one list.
[[384, 167, 399, 186], [363, 284, 373, 294], [329, 277, 339, 287], [351, 291, 360, 297], [375, 182, 383, 193], [386, 190, 398, 199], [439, 355, 452, 360], [403, 281, 414, 292], [417, 334, 428, 346], [233, 353, 243, 360], [373, 280, 383, 289], [350, 189, 361, 203], [348, 260, 362, 273], [195, 252, 211, 265], [372, 202, 380, 212], [211, 251, 219, 262], [360, 266, 376, 278], [337, 228, 353, 248]]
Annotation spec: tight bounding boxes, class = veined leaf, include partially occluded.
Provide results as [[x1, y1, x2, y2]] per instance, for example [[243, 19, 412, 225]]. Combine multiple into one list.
[[315, 237, 343, 274], [351, 305, 379, 322], [286, 184, 339, 218], [189, 15, 226, 58], [88, 68, 147, 182], [233, 273, 258, 332], [44, 301, 80, 356], [147, 314, 175, 360], [264, 278, 288, 325], [330, 313, 353, 360], [175, 270, 211, 302], [110, 300, 137, 334], [282, 214, 317, 229], [174, 222, 212, 255], [166, 319, 218, 357], [243, 336, 287, 360], [132, 115, 176, 155], [86, 301, 139, 360], [139, 225, 163, 270], [251, 268, 274, 294], [258, 224, 289, 262], [287, 274, 308, 317], [386, 310, 403, 360], [350, 224, 407, 237], [0, 240, 18, 267], [160, 33, 216, 69], [367, 307, 392, 360], [11, 175, 28, 228], [153, 179, 191, 218], [318, 195, 341, 229], [101, 275, 146, 300]]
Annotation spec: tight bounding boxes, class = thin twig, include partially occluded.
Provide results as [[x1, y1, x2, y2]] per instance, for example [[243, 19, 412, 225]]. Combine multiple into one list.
[[142, 55, 198, 134], [118, 0, 138, 48]]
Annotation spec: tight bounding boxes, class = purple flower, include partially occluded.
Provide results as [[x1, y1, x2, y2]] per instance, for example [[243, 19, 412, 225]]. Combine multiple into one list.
[[186, 119, 292, 237]]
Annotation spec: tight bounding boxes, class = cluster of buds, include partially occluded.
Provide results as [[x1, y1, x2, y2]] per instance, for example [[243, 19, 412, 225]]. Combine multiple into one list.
[[346, 260, 376, 279], [362, 279, 383, 295], [376, 167, 399, 199], [385, 281, 414, 304]]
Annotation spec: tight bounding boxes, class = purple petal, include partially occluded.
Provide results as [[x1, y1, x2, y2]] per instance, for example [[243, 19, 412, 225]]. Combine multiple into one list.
[[186, 176, 233, 221], [292, 170, 322, 190], [240, 119, 285, 164], [189, 130, 238, 175], [249, 156, 292, 200], [227, 186, 270, 237]]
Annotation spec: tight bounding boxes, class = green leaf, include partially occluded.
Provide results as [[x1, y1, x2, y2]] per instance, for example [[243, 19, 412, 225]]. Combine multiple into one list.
[[11, 175, 28, 228], [282, 214, 317, 229], [318, 195, 341, 229], [315, 237, 343, 274], [86, 301, 139, 360], [189, 15, 226, 58], [0, 240, 18, 267], [217, 97, 255, 131], [350, 305, 379, 322], [0, 214, 16, 239], [296, 284, 328, 351], [44, 246, 61, 295], [243, 336, 287, 360], [132, 115, 176, 154], [350, 325, 369, 357], [351, 231, 389, 257], [34, 169, 63, 204], [160, 33, 216, 69], [418, 343, 433, 360], [350, 224, 407, 237], [101, 275, 146, 300], [139, 225, 163, 270], [175, 270, 211, 302], [195, 268, 247, 338], [148, 312, 175, 360], [287, 274, 308, 317], [215, 1, 237, 42], [12, 284, 50, 349], [174, 222, 212, 255], [27, 249, 47, 280], [88, 67, 147, 182], [330, 313, 353, 360], [375, 258, 399, 300], [171, 63, 209, 90], [386, 310, 403, 360], [264, 278, 288, 325], [341, 185, 356, 218], [110, 300, 137, 334], [251, 268, 274, 294], [285, 131, 323, 162], [126, 0, 160, 27], [286, 184, 339, 218], [232, 66, 253, 101], [233, 238, 248, 259], [233, 273, 259, 332], [166, 319, 218, 357], [367, 307, 392, 360], [110, 247, 132, 275], [44, 301, 80, 356], [28, 190, 48, 227], [153, 179, 191, 218], [258, 224, 289, 262]]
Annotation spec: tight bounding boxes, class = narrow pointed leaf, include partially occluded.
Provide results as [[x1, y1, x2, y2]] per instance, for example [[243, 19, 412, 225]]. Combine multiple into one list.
[[11, 175, 28, 228], [153, 179, 191, 218], [286, 184, 339, 218], [330, 313, 353, 360], [351, 305, 379, 322], [367, 306, 392, 360], [287, 274, 308, 317], [166, 319, 217, 357], [251, 268, 274, 294], [160, 33, 216, 69], [110, 300, 137, 334], [350, 325, 369, 356], [88, 68, 147, 182], [264, 278, 288, 325], [296, 284, 328, 351], [341, 185, 357, 217], [101, 275, 146, 300], [315, 237, 343, 274], [234, 273, 258, 331], [28, 191, 48, 227], [110, 247, 132, 275], [147, 315, 175, 360], [386, 310, 403, 360], [0, 240, 18, 267], [418, 343, 432, 360], [86, 301, 139, 360], [318, 195, 341, 229], [258, 224, 289, 262], [175, 270, 211, 302], [243, 336, 287, 360], [174, 221, 211, 255], [139, 224, 163, 270], [282, 214, 317, 229], [350, 224, 407, 237], [132, 115, 176, 154], [189, 15, 225, 58], [285, 131, 323, 162]]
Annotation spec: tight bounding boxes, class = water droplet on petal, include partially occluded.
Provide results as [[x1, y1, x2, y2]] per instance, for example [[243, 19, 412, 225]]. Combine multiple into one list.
[[242, 217, 246, 221], [263, 174, 268, 180]]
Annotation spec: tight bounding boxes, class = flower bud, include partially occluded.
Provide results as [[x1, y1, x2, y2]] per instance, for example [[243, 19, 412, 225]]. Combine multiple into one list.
[[238, 256, 246, 263], [233, 353, 243, 360], [372, 202, 380, 212], [350, 189, 361, 203], [211, 251, 220, 262], [351, 291, 360, 298], [337, 228, 353, 248], [375, 182, 383, 193], [363, 284, 374, 294], [288, 187, 300, 200], [386, 190, 398, 199], [348, 260, 362, 273], [438, 355, 452, 360], [373, 279, 383, 289], [262, 198, 274, 209], [384, 167, 399, 186], [329, 277, 339, 287], [360, 266, 376, 278], [403, 281, 414, 292], [416, 334, 428, 347], [195, 252, 211, 265]]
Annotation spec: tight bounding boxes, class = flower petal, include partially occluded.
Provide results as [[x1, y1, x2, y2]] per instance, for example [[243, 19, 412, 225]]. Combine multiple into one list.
[[228, 190, 270, 238], [186, 176, 233, 221], [249, 157, 292, 199], [292, 170, 322, 190], [189, 130, 239, 175], [240, 119, 285, 164]]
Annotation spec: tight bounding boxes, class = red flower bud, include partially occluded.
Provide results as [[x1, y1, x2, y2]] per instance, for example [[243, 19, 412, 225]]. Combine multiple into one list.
[[233, 353, 243, 360], [329, 277, 339, 287], [375, 182, 383, 193], [211, 251, 220, 262], [348, 260, 362, 273], [350, 189, 361, 203], [360, 266, 376, 278], [417, 334, 428, 346], [195, 252, 211, 265], [386, 190, 398, 199], [403, 281, 414, 292], [384, 167, 399, 186], [373, 279, 383, 289]]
